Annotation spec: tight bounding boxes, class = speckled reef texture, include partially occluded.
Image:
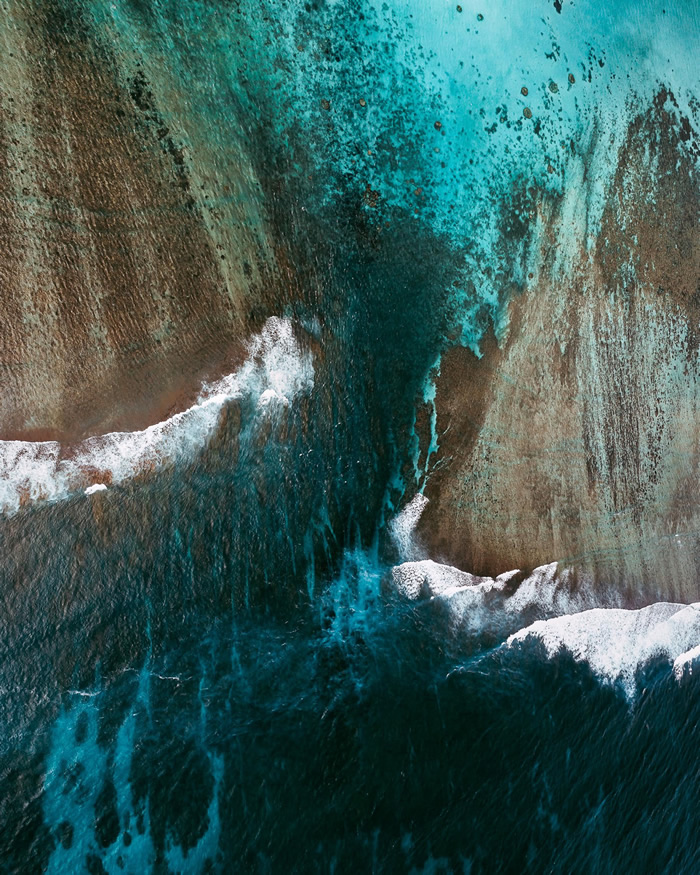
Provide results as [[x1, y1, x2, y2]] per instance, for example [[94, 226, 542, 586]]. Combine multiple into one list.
[[420, 91, 700, 600], [0, 0, 699, 869], [412, 12, 700, 601]]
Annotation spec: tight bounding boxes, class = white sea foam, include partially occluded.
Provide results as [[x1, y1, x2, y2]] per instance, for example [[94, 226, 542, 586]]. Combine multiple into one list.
[[509, 603, 700, 696], [389, 494, 429, 560], [673, 644, 700, 680], [84, 483, 108, 496], [391, 559, 598, 633], [0, 317, 314, 514], [394, 559, 700, 696], [392, 558, 504, 601]]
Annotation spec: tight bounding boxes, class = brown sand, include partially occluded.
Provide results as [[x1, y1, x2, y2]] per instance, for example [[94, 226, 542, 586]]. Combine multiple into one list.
[[417, 91, 700, 601], [0, 3, 277, 443]]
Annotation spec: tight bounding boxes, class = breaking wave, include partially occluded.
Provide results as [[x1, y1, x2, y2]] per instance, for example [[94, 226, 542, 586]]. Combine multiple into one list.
[[392, 558, 700, 699], [0, 317, 314, 514], [509, 603, 700, 697], [392, 558, 606, 634]]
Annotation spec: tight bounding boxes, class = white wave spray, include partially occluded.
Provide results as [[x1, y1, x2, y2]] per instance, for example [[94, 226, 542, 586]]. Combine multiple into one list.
[[392, 558, 700, 698], [0, 317, 314, 514], [509, 603, 700, 697]]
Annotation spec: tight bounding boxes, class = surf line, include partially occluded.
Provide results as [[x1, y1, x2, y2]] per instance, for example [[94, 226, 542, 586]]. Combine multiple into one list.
[[0, 318, 314, 514]]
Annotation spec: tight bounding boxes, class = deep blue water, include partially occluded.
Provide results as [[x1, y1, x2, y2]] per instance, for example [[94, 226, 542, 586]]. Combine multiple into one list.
[[17, 548, 700, 874], [1, 0, 699, 872]]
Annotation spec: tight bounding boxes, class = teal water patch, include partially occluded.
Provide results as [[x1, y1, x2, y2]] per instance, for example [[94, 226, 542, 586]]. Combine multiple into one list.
[[27, 550, 700, 873], [43, 678, 158, 874], [84, 0, 699, 358], [42, 657, 226, 873]]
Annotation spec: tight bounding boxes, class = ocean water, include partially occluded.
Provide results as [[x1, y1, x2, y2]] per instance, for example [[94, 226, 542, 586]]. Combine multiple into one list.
[[12, 545, 700, 873], [1, 0, 699, 872]]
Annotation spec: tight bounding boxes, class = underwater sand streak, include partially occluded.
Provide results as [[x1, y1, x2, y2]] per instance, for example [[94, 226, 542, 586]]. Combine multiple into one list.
[[0, 318, 313, 515]]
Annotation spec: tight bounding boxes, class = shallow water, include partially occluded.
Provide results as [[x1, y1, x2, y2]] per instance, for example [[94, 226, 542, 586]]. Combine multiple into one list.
[[1, 0, 699, 872]]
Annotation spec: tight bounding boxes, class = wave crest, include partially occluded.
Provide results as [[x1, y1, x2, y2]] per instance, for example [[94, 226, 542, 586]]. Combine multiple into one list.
[[0, 317, 314, 514]]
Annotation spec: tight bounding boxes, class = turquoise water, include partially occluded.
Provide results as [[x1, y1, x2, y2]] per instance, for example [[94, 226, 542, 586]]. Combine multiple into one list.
[[1, 0, 699, 871]]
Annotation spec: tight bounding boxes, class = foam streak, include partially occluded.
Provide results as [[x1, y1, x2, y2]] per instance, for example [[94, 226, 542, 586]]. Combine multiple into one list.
[[0, 318, 314, 514]]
